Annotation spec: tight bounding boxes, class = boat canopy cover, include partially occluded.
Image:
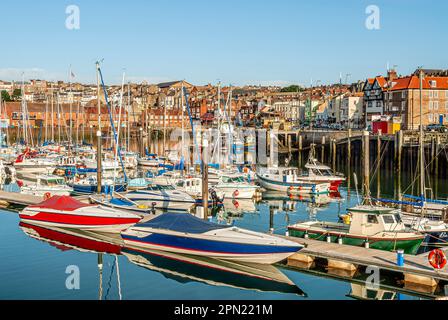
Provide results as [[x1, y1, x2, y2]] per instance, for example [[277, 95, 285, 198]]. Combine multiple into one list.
[[136, 213, 229, 234], [29, 196, 94, 211]]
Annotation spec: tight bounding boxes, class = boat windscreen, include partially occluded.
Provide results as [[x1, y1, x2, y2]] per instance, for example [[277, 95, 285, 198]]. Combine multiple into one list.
[[135, 213, 229, 234]]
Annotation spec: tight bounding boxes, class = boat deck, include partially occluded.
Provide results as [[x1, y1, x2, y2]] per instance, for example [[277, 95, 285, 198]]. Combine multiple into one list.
[[283, 236, 448, 285], [0, 191, 91, 207]]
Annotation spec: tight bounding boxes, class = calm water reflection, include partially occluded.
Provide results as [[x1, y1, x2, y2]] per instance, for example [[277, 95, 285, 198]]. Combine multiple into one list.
[[0, 187, 424, 300]]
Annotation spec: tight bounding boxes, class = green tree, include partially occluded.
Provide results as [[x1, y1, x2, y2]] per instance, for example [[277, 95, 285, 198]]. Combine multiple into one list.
[[280, 85, 303, 93], [1, 90, 11, 102], [11, 88, 22, 100]]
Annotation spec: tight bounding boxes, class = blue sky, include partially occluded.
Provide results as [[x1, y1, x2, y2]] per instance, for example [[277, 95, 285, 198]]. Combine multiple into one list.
[[0, 0, 447, 86]]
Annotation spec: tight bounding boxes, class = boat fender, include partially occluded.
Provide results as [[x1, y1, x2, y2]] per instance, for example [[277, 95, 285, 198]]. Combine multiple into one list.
[[364, 240, 370, 249], [326, 235, 331, 243], [233, 190, 239, 198], [428, 249, 447, 270], [151, 202, 157, 215], [44, 192, 52, 200]]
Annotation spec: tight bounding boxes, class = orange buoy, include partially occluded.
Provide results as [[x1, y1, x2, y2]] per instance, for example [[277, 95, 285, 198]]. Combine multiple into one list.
[[428, 249, 447, 269]]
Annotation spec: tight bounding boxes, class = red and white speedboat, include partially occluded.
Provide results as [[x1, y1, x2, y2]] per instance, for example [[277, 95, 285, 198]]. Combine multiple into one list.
[[19, 196, 142, 233]]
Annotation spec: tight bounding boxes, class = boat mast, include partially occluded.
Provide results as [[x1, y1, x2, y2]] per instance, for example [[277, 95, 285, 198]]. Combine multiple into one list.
[[57, 93, 61, 145], [21, 74, 27, 145], [51, 84, 54, 142], [127, 81, 131, 151], [96, 61, 102, 194], [44, 98, 48, 143], [181, 82, 185, 167], [112, 71, 125, 192], [69, 65, 73, 153], [419, 68, 426, 213], [76, 101, 80, 147]]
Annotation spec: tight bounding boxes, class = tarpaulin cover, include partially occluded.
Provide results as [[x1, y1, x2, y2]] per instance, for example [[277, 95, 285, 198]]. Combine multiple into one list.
[[29, 196, 94, 211], [136, 213, 229, 234]]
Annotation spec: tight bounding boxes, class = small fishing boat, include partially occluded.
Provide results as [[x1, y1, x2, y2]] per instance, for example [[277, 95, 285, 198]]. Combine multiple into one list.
[[21, 174, 73, 197], [68, 176, 126, 195], [125, 185, 196, 212], [14, 154, 56, 172], [19, 195, 142, 233], [89, 193, 159, 216], [173, 176, 224, 206], [214, 174, 259, 199], [121, 213, 303, 264], [127, 178, 151, 190], [287, 205, 425, 254], [299, 156, 346, 192], [257, 167, 330, 195], [138, 154, 172, 168]]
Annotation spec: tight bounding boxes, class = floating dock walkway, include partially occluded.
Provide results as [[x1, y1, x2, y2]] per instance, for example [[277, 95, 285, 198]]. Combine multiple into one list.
[[283, 236, 448, 293]]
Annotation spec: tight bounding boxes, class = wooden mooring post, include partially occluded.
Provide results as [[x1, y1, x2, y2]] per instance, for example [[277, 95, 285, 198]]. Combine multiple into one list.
[[362, 130, 370, 197], [321, 136, 326, 163], [332, 139, 336, 172], [298, 134, 303, 167]]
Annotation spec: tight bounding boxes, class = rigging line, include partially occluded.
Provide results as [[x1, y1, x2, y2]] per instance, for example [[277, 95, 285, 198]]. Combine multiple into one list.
[[369, 141, 390, 185], [115, 255, 122, 300], [368, 139, 391, 186], [97, 64, 128, 182], [401, 140, 448, 195], [104, 258, 116, 300]]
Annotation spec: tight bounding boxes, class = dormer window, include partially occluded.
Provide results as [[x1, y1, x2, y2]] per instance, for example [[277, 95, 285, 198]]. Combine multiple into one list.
[[429, 80, 437, 88]]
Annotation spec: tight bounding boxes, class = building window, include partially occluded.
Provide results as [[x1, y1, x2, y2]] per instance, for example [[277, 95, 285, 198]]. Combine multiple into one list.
[[429, 114, 434, 122], [434, 91, 439, 98], [446, 101, 448, 110], [429, 101, 433, 110], [434, 101, 439, 110], [429, 91, 433, 98]]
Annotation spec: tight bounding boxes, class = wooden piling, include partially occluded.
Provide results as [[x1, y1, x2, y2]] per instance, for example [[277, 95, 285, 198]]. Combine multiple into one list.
[[288, 134, 292, 154], [332, 139, 336, 172], [321, 136, 326, 163], [362, 130, 370, 197]]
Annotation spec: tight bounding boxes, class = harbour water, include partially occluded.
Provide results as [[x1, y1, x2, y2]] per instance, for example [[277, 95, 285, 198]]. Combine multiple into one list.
[[0, 179, 430, 300], [2, 138, 448, 300]]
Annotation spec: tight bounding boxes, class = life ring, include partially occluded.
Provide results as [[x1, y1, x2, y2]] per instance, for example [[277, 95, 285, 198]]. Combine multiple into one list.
[[428, 249, 447, 269], [43, 192, 52, 200]]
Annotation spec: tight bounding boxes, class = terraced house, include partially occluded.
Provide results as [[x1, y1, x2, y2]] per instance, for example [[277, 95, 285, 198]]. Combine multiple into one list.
[[382, 69, 448, 130]]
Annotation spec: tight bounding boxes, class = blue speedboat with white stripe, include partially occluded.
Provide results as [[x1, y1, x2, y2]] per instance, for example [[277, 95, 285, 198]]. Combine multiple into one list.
[[121, 213, 303, 264]]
